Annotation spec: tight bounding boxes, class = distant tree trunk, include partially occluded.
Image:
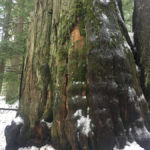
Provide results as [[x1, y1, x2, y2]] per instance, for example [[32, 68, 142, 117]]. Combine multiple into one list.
[[116, 0, 135, 55], [116, 0, 124, 20], [133, 0, 150, 107], [6, 0, 150, 150], [0, 60, 5, 93], [0, 0, 12, 94]]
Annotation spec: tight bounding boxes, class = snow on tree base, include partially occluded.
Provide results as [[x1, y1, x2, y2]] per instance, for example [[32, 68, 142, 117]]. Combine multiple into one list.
[[18, 145, 55, 150], [0, 96, 18, 150], [113, 141, 144, 150]]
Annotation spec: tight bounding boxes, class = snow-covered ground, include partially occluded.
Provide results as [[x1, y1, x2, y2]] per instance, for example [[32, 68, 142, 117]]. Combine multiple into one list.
[[0, 96, 56, 150], [0, 96, 18, 150]]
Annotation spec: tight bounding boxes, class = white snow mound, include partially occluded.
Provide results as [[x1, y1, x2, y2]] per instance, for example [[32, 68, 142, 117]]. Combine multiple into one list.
[[114, 141, 145, 150]]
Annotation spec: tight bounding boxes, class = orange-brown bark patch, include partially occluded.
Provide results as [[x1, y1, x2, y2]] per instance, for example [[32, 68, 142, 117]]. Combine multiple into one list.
[[57, 120, 62, 137], [47, 90, 51, 100], [71, 24, 84, 50], [82, 84, 87, 96]]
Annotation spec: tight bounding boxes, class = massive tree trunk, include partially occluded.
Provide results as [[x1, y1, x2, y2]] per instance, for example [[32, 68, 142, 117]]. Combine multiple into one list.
[[5, 0, 150, 150], [133, 0, 150, 107]]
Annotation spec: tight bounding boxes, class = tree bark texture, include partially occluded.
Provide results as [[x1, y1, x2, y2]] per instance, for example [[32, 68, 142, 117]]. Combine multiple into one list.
[[0, 60, 5, 93], [133, 0, 150, 108]]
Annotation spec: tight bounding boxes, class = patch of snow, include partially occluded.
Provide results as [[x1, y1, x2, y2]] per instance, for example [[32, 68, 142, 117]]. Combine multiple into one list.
[[128, 87, 136, 102], [72, 95, 87, 101], [13, 116, 24, 125], [18, 146, 39, 150], [113, 141, 144, 150], [18, 145, 56, 150], [41, 120, 52, 128], [128, 32, 134, 44], [0, 96, 19, 150], [82, 96, 86, 99], [77, 115, 92, 136], [0, 96, 19, 109], [106, 28, 109, 31], [73, 109, 82, 117], [73, 81, 85, 85], [102, 13, 108, 21], [124, 41, 131, 50], [40, 145, 55, 150], [87, 107, 90, 113], [12, 0, 17, 4], [134, 126, 150, 140], [138, 94, 145, 102], [73, 108, 92, 136], [72, 95, 79, 100], [136, 65, 140, 73], [100, 0, 110, 5]]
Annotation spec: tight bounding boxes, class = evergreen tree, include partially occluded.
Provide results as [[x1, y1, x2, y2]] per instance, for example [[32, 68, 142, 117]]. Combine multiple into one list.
[[0, 0, 35, 102], [0, 0, 13, 94]]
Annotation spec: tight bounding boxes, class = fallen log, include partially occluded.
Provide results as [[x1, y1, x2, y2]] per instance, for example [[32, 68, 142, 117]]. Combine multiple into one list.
[[0, 108, 18, 111]]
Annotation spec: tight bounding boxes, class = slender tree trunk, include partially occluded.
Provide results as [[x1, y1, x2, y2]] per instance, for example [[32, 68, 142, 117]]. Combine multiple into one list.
[[116, 0, 124, 20], [0, 60, 5, 94], [116, 0, 135, 55]]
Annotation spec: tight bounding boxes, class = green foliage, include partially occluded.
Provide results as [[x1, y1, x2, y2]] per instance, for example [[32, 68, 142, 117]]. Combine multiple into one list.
[[122, 0, 134, 32], [0, 33, 27, 59], [0, 0, 35, 102], [0, 40, 13, 59]]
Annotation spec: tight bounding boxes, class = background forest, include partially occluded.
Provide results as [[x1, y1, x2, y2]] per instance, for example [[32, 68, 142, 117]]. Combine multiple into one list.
[[0, 0, 35, 102]]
